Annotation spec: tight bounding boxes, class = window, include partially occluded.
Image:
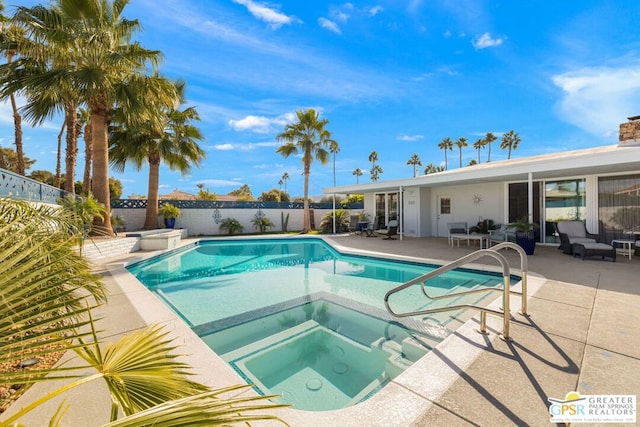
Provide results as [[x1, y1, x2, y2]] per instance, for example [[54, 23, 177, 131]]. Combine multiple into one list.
[[598, 174, 640, 235], [440, 197, 451, 215]]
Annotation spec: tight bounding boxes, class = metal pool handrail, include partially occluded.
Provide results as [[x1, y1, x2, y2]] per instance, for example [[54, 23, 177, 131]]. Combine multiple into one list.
[[487, 242, 528, 316], [384, 249, 513, 340]]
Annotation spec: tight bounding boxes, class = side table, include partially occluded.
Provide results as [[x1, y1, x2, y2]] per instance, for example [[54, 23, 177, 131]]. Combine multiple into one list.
[[611, 239, 635, 260]]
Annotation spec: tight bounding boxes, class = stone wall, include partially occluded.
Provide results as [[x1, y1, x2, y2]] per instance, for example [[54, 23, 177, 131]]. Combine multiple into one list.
[[619, 118, 640, 146]]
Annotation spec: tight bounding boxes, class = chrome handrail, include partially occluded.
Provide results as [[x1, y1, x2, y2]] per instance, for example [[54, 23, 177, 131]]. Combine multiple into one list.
[[384, 249, 512, 340], [488, 242, 528, 315]]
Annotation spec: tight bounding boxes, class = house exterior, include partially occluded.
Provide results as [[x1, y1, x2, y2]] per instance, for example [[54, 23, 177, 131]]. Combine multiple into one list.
[[325, 119, 640, 244]]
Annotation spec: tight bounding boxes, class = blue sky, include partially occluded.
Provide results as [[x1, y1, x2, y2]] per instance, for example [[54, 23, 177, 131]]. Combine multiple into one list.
[[2, 0, 640, 199]]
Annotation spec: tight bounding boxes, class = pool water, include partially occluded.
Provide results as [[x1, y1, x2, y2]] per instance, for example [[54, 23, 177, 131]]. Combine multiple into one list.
[[127, 238, 505, 410]]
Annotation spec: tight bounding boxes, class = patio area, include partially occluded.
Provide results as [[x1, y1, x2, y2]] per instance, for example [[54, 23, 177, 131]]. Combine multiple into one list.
[[3, 235, 638, 426]]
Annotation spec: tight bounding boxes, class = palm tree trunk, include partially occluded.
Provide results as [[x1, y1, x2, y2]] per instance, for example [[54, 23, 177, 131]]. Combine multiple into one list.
[[83, 119, 93, 194], [303, 158, 311, 233], [56, 123, 65, 188], [488, 143, 492, 162], [64, 104, 78, 194], [89, 98, 113, 236], [459, 148, 463, 168], [9, 94, 24, 175], [144, 155, 161, 229], [7, 51, 25, 176]]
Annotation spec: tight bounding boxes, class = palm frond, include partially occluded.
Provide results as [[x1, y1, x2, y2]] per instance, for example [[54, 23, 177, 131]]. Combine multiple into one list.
[[103, 386, 289, 427]]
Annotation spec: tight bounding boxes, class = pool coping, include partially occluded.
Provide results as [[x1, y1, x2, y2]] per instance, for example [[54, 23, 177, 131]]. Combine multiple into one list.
[[105, 234, 546, 426]]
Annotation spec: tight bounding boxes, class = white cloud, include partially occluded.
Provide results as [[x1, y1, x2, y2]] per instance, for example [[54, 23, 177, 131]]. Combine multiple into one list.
[[472, 32, 504, 49], [318, 18, 342, 34], [397, 134, 424, 141], [552, 64, 640, 137], [196, 178, 244, 187], [369, 6, 383, 16], [228, 112, 295, 133], [213, 141, 278, 151], [232, 0, 299, 29]]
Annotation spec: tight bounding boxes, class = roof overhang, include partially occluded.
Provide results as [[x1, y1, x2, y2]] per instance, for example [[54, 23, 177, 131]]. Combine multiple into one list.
[[324, 145, 640, 194]]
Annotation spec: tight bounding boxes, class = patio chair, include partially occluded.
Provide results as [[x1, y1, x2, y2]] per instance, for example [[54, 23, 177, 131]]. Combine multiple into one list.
[[377, 220, 399, 240], [555, 220, 598, 254], [365, 216, 379, 237], [447, 222, 468, 246], [348, 215, 359, 234], [488, 224, 517, 246]]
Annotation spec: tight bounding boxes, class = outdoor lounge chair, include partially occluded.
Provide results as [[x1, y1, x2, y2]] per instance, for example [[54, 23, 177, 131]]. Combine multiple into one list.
[[488, 224, 517, 246], [555, 220, 598, 255], [377, 220, 398, 240]]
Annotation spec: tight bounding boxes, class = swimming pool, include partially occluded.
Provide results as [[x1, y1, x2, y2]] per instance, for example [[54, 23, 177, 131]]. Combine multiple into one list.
[[127, 237, 507, 411]]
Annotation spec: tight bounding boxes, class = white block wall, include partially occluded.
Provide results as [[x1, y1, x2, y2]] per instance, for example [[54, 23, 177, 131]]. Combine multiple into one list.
[[111, 207, 345, 236]]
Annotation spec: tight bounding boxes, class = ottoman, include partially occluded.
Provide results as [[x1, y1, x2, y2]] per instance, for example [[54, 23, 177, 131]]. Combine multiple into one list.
[[572, 242, 616, 262]]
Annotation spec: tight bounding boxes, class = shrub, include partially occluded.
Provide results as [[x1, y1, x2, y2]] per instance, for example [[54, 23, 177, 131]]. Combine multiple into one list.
[[219, 217, 244, 235]]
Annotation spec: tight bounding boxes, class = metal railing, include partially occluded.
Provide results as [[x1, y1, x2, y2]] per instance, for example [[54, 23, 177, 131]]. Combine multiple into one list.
[[384, 244, 529, 341]]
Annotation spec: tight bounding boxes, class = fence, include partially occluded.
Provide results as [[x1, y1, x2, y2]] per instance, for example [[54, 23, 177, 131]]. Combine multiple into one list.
[[112, 200, 364, 236], [0, 169, 71, 204]]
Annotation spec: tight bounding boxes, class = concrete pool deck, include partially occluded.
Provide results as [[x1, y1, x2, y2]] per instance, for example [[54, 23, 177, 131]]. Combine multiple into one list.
[[3, 235, 638, 426]]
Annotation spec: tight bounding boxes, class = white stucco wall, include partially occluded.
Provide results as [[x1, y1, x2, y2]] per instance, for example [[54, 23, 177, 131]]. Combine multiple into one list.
[[429, 182, 505, 237], [111, 207, 340, 236]]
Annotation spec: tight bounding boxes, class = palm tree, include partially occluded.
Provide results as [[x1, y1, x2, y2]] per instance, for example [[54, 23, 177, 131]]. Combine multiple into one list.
[[424, 163, 445, 175], [368, 150, 383, 181], [276, 108, 334, 233], [437, 137, 453, 170], [0, 17, 25, 175], [329, 140, 340, 234], [0, 198, 287, 425], [500, 129, 521, 159], [281, 172, 289, 195], [455, 137, 468, 168], [10, 0, 173, 235], [472, 138, 485, 164], [406, 153, 422, 177], [484, 132, 497, 162], [352, 168, 363, 183], [109, 79, 205, 230]]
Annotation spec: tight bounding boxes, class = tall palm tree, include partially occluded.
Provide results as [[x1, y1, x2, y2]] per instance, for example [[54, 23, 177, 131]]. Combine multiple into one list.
[[352, 168, 363, 183], [455, 137, 468, 168], [281, 172, 289, 195], [472, 138, 485, 164], [110, 79, 205, 230], [437, 137, 453, 170], [0, 17, 25, 175], [329, 140, 340, 234], [11, 0, 172, 235], [500, 129, 521, 159], [484, 132, 497, 162], [406, 153, 422, 177], [276, 108, 334, 233], [368, 150, 383, 181]]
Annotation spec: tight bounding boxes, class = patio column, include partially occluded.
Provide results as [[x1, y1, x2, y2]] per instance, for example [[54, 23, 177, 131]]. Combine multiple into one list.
[[399, 186, 403, 240], [528, 172, 534, 225]]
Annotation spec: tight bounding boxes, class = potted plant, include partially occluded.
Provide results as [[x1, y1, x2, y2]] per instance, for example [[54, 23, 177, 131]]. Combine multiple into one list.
[[158, 203, 181, 228], [510, 217, 539, 255]]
